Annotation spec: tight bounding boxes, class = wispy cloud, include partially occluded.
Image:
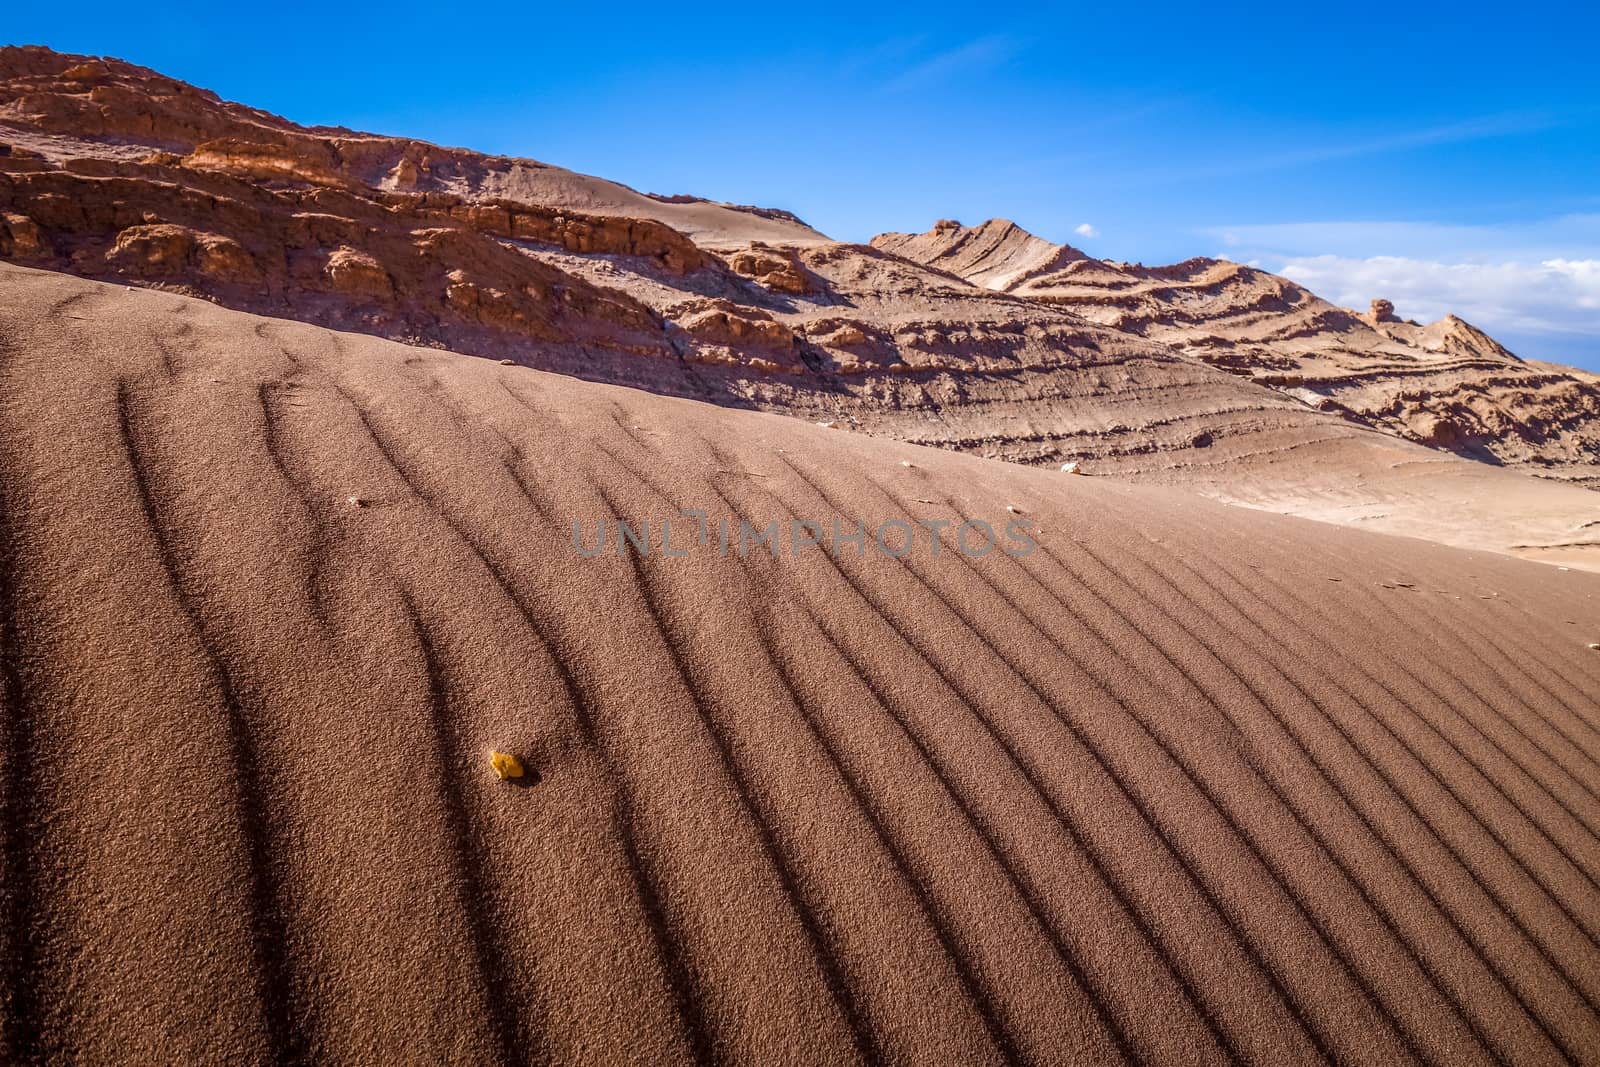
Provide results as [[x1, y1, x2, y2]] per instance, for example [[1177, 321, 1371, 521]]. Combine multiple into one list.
[[1074, 223, 1099, 239], [828, 33, 930, 82], [1119, 110, 1567, 189], [881, 35, 1020, 93], [1219, 112, 1559, 177]]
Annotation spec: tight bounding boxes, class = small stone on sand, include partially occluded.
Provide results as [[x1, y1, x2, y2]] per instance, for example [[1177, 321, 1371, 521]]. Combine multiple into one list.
[[347, 496, 365, 508], [489, 751, 525, 779], [499, 359, 515, 366]]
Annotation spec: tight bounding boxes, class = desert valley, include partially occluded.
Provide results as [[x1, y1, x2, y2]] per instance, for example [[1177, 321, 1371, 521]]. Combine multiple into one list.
[[1, 43, 1599, 1066]]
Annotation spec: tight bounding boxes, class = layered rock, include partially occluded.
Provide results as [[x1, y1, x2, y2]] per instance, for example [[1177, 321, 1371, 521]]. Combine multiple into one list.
[[0, 159, 678, 369], [0, 44, 826, 247], [876, 219, 1600, 485], [725, 244, 817, 294], [1, 45, 1596, 562]]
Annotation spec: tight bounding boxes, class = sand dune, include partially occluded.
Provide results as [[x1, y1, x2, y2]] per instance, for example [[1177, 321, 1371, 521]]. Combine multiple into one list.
[[2, 265, 1598, 1064]]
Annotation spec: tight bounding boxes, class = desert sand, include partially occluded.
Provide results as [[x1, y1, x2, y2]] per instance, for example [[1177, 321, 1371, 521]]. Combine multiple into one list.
[[2, 263, 1598, 1064], [4, 42, 1600, 1066]]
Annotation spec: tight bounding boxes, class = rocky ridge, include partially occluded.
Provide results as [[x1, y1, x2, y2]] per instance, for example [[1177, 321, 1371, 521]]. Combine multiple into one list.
[[875, 219, 1600, 486], [2, 45, 1597, 563]]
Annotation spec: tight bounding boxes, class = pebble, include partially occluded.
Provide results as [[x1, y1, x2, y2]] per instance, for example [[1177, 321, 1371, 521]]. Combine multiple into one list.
[[498, 359, 516, 366], [489, 751, 525, 779], [347, 496, 365, 508]]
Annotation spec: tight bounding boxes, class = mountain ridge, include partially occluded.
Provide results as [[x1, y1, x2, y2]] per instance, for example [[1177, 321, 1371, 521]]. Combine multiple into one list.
[[875, 218, 1600, 484], [2, 44, 1597, 567]]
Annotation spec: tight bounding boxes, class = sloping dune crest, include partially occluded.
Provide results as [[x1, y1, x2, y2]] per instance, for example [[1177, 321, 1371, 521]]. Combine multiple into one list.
[[2, 264, 1600, 1065]]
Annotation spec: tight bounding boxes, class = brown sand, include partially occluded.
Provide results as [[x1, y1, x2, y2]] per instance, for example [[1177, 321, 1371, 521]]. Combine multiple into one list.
[[2, 263, 1599, 1064]]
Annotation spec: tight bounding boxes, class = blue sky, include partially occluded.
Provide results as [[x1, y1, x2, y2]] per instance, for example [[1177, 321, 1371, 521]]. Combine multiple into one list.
[[9, 2, 1600, 367]]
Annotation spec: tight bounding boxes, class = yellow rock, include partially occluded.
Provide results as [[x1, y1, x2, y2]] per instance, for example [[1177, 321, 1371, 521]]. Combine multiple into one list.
[[489, 751, 524, 779]]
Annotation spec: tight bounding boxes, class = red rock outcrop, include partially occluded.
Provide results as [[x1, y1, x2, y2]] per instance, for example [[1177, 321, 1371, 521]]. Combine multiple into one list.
[[725, 244, 816, 294], [0, 44, 825, 247], [1367, 297, 1398, 323], [0, 156, 684, 378], [323, 246, 392, 300]]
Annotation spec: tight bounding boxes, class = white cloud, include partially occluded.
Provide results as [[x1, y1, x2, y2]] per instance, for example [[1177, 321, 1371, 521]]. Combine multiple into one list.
[[1112, 111, 1567, 190], [1200, 214, 1600, 367], [1073, 223, 1099, 239], [1277, 255, 1600, 340]]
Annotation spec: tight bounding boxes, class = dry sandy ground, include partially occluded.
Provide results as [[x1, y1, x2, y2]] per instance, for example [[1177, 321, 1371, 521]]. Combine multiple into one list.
[[2, 265, 1600, 1065]]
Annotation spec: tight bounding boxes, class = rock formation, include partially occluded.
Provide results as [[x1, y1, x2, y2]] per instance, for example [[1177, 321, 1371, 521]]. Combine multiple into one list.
[[2, 44, 1597, 563], [876, 219, 1600, 486]]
